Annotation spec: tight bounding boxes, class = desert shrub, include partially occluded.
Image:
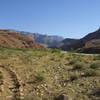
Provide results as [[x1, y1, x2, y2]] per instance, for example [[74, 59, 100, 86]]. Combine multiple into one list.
[[68, 48, 78, 53], [93, 55, 100, 60], [69, 59, 77, 65], [73, 62, 85, 70], [60, 54, 64, 58], [90, 62, 100, 69], [51, 49, 61, 53], [27, 73, 46, 84], [50, 57, 56, 61], [0, 72, 3, 79], [84, 69, 100, 77], [91, 87, 100, 97], [70, 74, 79, 81], [34, 73, 45, 83]]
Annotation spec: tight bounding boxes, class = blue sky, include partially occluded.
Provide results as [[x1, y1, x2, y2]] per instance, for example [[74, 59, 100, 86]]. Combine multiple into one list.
[[0, 0, 100, 38]]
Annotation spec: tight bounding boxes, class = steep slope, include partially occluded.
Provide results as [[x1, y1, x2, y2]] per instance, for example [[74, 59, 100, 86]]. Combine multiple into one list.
[[0, 30, 46, 49], [74, 28, 100, 49], [25, 33, 64, 47], [53, 28, 100, 53], [51, 38, 79, 50], [79, 39, 100, 53], [74, 28, 100, 53]]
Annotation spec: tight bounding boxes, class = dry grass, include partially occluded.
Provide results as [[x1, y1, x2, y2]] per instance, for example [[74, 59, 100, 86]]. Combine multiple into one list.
[[0, 47, 100, 100]]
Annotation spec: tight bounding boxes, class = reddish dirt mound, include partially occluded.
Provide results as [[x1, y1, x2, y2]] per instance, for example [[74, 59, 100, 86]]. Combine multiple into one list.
[[0, 30, 46, 49]]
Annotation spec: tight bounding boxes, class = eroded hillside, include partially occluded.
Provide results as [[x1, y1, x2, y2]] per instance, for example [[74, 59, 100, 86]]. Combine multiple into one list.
[[0, 30, 46, 49]]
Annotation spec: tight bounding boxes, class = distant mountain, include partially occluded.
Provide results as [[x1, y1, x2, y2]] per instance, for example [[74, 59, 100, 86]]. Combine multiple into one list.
[[52, 28, 100, 53], [1, 28, 100, 53], [0, 30, 46, 49], [80, 39, 100, 53], [24, 33, 64, 47], [51, 38, 79, 50], [74, 28, 100, 49], [71, 28, 100, 53]]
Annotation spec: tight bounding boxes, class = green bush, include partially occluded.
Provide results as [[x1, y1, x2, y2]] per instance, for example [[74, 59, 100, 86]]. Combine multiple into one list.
[[69, 59, 77, 65], [51, 49, 61, 53], [90, 62, 100, 69], [93, 55, 100, 60], [84, 69, 100, 77], [70, 74, 78, 81], [27, 73, 46, 84], [73, 62, 85, 70], [34, 73, 45, 83]]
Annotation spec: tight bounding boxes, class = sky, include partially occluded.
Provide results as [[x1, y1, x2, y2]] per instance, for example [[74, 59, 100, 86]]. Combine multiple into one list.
[[0, 0, 100, 38]]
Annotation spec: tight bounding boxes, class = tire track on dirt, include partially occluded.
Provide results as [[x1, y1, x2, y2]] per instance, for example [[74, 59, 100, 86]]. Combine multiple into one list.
[[0, 65, 21, 100]]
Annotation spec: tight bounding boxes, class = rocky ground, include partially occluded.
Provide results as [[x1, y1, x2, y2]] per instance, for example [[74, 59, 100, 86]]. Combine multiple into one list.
[[0, 48, 100, 100]]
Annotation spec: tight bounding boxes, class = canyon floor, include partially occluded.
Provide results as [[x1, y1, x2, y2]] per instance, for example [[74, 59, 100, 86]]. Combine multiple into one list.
[[0, 47, 100, 100]]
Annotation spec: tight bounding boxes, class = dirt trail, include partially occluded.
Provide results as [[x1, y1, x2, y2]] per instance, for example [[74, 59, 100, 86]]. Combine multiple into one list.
[[0, 65, 21, 100]]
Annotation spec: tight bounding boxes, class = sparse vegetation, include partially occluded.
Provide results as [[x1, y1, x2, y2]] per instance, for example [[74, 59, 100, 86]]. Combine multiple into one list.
[[70, 73, 79, 81], [0, 72, 3, 79], [90, 62, 100, 69], [73, 62, 85, 70], [34, 73, 46, 83], [93, 55, 100, 60], [51, 48, 61, 53], [69, 59, 77, 65], [84, 69, 100, 77], [0, 47, 99, 100], [91, 87, 100, 97]]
